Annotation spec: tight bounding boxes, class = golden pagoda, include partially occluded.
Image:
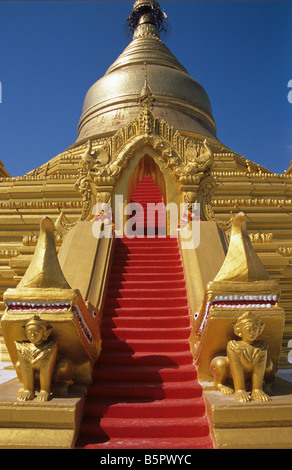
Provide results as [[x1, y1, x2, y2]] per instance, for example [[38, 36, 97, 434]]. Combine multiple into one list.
[[0, 0, 292, 449]]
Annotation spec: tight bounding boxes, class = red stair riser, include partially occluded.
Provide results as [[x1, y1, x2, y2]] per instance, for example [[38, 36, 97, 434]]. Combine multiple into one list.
[[83, 398, 206, 419], [102, 305, 189, 316], [86, 382, 203, 402], [113, 254, 179, 261], [114, 248, 179, 255], [105, 288, 187, 299], [80, 416, 210, 439], [101, 318, 191, 330], [117, 238, 179, 246], [109, 273, 184, 281], [82, 437, 213, 449], [92, 365, 197, 383], [101, 339, 191, 353], [104, 298, 188, 308], [100, 326, 191, 340], [97, 352, 194, 367], [108, 279, 186, 289], [110, 266, 184, 274], [112, 258, 181, 263]]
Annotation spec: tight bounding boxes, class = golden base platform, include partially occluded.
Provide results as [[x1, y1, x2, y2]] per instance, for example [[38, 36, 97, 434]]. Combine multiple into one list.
[[204, 377, 292, 449], [0, 378, 85, 449], [1, 376, 292, 449]]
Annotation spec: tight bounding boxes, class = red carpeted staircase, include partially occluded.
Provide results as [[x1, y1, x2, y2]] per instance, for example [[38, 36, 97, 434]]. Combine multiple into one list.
[[130, 176, 166, 236], [76, 177, 213, 449]]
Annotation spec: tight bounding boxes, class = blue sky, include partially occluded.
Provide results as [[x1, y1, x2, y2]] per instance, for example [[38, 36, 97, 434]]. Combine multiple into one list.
[[0, 0, 291, 177]]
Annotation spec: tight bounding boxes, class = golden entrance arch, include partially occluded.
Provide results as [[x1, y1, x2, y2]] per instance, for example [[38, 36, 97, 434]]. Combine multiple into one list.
[[112, 145, 182, 236], [126, 155, 166, 236], [127, 154, 166, 206]]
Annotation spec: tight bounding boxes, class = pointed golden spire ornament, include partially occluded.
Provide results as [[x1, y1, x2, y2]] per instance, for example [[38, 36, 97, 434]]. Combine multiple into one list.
[[18, 217, 71, 290], [138, 60, 155, 109], [213, 212, 270, 282]]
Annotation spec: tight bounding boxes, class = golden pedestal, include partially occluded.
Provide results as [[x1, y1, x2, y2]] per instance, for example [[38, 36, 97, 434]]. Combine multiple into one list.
[[204, 377, 292, 449], [0, 378, 85, 449]]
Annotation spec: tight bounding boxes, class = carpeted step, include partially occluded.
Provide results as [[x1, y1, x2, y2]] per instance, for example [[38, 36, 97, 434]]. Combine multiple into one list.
[[86, 379, 203, 401], [105, 287, 187, 299], [109, 272, 185, 282], [109, 254, 182, 263], [91, 364, 197, 383], [101, 315, 192, 329], [101, 338, 191, 353], [104, 297, 188, 308], [109, 265, 184, 274], [111, 258, 182, 266], [113, 248, 180, 255], [78, 435, 213, 449], [116, 237, 178, 245], [100, 325, 191, 339], [108, 279, 186, 289], [80, 415, 210, 440], [82, 397, 206, 419], [97, 350, 194, 367], [102, 305, 189, 317]]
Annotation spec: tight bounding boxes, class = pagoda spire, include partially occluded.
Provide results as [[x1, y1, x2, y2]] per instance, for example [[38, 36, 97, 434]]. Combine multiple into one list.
[[127, 0, 168, 37]]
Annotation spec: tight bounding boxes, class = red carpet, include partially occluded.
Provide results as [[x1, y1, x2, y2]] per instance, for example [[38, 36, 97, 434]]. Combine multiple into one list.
[[130, 176, 166, 235], [76, 177, 213, 449]]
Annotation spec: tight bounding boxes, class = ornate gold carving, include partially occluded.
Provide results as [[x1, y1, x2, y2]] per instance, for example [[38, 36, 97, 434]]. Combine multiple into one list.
[[23, 232, 63, 247], [212, 170, 292, 180], [1, 217, 102, 394], [190, 212, 285, 386], [210, 311, 273, 402], [173, 139, 213, 184], [0, 249, 19, 259], [81, 140, 110, 173], [0, 200, 82, 211], [80, 140, 97, 171], [199, 178, 233, 230], [249, 232, 273, 244], [278, 247, 292, 257], [54, 211, 74, 235], [212, 197, 292, 208], [138, 62, 155, 111], [75, 172, 96, 222], [55, 157, 97, 234], [75, 108, 214, 189], [15, 315, 73, 402], [53, 96, 216, 232]]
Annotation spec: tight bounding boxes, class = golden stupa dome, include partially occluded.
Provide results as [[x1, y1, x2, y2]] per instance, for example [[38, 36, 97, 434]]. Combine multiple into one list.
[[77, 1, 216, 142]]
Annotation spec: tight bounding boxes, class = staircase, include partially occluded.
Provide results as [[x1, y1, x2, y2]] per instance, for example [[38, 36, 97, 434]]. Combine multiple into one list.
[[130, 176, 166, 236], [76, 177, 213, 449]]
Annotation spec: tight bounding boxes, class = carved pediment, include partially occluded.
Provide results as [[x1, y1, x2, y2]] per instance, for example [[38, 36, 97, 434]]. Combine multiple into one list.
[[78, 108, 214, 187], [55, 108, 215, 234]]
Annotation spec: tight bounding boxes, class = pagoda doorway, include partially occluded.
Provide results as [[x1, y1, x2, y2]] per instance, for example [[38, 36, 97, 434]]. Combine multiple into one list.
[[127, 155, 167, 237]]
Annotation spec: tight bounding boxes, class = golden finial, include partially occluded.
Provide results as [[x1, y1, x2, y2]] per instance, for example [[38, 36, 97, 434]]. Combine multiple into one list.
[[138, 60, 155, 108], [127, 1, 167, 36]]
